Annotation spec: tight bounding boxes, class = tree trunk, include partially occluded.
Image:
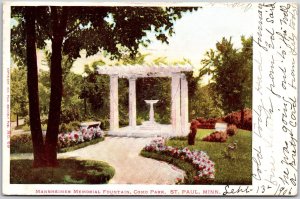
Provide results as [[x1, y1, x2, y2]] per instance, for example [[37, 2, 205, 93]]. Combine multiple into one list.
[[45, 7, 68, 167], [25, 7, 45, 167]]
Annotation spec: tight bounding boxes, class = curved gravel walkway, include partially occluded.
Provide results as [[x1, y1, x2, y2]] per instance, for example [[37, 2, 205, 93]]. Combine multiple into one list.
[[11, 137, 185, 184]]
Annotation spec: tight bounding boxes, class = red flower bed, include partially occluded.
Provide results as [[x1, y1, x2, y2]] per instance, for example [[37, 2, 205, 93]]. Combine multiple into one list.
[[196, 118, 214, 129], [194, 109, 252, 131], [202, 131, 228, 142], [223, 109, 252, 131], [196, 117, 224, 129]]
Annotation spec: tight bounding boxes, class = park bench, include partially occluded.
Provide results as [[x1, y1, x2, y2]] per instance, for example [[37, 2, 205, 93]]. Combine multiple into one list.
[[80, 122, 101, 131], [214, 122, 227, 132]]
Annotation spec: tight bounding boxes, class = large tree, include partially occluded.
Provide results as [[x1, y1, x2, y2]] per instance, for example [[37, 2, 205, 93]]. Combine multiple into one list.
[[11, 6, 198, 167], [24, 7, 46, 167], [202, 36, 252, 124]]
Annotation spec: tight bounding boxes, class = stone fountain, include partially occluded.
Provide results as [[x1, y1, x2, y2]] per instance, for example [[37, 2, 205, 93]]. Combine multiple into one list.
[[141, 100, 161, 130], [144, 100, 159, 123]]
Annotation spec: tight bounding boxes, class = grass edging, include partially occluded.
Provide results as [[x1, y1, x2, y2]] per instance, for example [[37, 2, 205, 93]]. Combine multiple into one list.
[[140, 150, 199, 184], [10, 158, 115, 184], [58, 137, 105, 153]]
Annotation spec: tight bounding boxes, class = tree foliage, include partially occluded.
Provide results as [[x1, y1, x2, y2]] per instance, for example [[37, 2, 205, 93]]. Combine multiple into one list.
[[10, 67, 28, 124], [79, 65, 110, 119], [201, 36, 253, 120], [189, 84, 223, 119]]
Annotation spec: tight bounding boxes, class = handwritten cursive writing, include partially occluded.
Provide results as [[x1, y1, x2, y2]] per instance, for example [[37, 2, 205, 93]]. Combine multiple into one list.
[[223, 186, 253, 195], [253, 146, 263, 180]]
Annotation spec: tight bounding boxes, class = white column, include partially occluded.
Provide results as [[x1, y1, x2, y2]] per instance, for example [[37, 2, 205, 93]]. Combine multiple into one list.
[[171, 73, 181, 135], [110, 74, 119, 131], [129, 76, 137, 127], [181, 74, 189, 136]]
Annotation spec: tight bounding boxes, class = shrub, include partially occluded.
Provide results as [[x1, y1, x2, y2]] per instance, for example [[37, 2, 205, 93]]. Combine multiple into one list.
[[21, 124, 31, 131], [136, 117, 144, 126], [69, 121, 81, 130], [188, 128, 197, 145], [10, 114, 17, 122], [59, 123, 73, 133], [202, 131, 228, 142], [196, 117, 224, 129], [193, 109, 252, 131], [100, 119, 110, 130], [60, 107, 81, 124], [190, 119, 200, 128], [188, 120, 200, 145], [223, 109, 252, 130], [10, 134, 33, 153], [188, 127, 197, 145], [226, 124, 238, 136], [158, 113, 171, 124]]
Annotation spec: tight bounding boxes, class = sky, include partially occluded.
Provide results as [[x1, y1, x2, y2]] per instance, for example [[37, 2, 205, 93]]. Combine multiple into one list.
[[70, 4, 254, 75], [13, 4, 254, 78], [139, 5, 254, 65]]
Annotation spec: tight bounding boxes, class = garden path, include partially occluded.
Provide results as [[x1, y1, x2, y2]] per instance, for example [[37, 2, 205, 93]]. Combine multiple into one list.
[[11, 137, 185, 184]]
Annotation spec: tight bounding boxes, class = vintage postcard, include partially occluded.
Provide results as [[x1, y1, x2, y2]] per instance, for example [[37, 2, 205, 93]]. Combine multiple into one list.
[[2, 1, 298, 196]]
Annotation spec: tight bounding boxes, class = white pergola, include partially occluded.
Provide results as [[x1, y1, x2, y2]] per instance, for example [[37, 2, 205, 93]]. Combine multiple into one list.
[[96, 64, 192, 136]]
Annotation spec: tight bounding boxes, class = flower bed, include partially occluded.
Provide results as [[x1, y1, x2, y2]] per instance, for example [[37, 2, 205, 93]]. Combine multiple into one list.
[[10, 127, 105, 154], [202, 131, 228, 142], [223, 109, 252, 131], [143, 137, 215, 184], [202, 124, 238, 142], [194, 109, 252, 131], [58, 126, 104, 148], [196, 117, 221, 129]]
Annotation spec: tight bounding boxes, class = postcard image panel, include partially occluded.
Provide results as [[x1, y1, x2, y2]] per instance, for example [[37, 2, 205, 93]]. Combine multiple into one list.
[[2, 1, 298, 196]]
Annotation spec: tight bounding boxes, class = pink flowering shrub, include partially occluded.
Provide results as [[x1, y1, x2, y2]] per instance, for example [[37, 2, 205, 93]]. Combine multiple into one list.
[[58, 126, 104, 149], [226, 124, 238, 136], [143, 137, 215, 183], [202, 131, 228, 142]]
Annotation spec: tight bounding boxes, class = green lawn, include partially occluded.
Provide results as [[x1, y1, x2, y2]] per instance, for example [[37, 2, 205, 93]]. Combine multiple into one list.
[[142, 129, 252, 185], [10, 159, 115, 184], [168, 129, 252, 185]]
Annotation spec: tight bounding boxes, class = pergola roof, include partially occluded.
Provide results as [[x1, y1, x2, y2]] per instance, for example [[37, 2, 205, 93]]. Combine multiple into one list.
[[96, 64, 194, 78]]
